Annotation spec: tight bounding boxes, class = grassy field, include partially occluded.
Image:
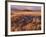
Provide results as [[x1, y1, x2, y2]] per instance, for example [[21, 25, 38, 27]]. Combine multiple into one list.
[[11, 10, 41, 31]]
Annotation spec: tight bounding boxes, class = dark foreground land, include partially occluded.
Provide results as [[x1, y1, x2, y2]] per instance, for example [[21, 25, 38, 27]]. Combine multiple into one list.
[[11, 10, 41, 31]]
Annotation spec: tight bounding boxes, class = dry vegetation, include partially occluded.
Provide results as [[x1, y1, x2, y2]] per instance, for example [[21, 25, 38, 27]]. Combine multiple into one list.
[[11, 10, 41, 32]]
